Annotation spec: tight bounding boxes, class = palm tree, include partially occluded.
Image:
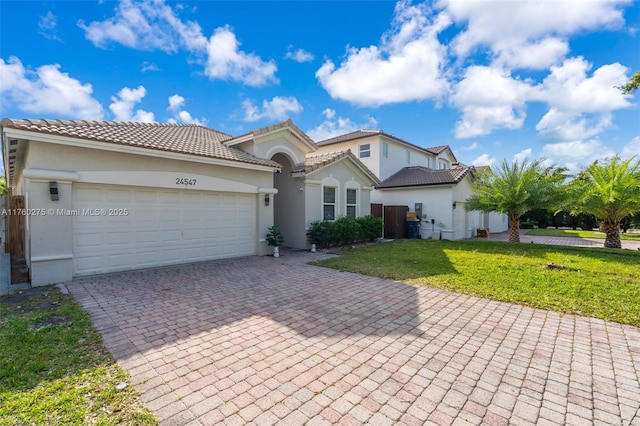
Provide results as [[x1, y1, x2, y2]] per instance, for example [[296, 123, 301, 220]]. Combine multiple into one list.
[[466, 159, 566, 243], [566, 156, 640, 249]]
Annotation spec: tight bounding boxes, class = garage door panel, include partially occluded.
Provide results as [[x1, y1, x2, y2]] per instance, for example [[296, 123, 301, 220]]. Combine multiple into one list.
[[73, 184, 256, 276]]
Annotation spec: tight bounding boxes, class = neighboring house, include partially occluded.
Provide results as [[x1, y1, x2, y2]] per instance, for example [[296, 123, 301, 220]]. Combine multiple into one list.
[[315, 130, 508, 240], [1, 118, 377, 286]]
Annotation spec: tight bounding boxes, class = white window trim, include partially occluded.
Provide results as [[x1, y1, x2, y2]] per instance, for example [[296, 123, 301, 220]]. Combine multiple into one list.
[[322, 185, 338, 221], [346, 187, 358, 218], [359, 144, 371, 159]]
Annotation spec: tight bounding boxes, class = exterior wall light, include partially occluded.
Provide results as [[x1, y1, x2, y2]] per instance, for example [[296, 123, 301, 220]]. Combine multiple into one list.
[[264, 194, 270, 206], [49, 181, 59, 201]]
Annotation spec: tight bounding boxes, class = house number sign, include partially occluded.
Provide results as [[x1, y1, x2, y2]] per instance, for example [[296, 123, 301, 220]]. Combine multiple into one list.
[[176, 178, 197, 186]]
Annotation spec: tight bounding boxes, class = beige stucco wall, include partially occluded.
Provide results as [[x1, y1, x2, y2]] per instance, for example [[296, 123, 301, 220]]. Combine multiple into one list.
[[305, 158, 374, 226], [20, 140, 277, 285]]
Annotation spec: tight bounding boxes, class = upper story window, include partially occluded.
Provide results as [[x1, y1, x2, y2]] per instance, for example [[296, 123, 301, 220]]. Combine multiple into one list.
[[323, 186, 336, 221], [439, 159, 449, 169], [359, 144, 371, 158], [382, 142, 388, 159], [346, 188, 357, 218], [406, 150, 411, 164]]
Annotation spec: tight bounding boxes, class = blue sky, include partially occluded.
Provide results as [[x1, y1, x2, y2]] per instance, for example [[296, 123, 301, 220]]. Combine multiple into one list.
[[1, 0, 639, 174]]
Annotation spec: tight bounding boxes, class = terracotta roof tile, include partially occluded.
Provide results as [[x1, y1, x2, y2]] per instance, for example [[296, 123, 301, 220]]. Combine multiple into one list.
[[293, 150, 380, 185], [1, 118, 281, 168], [377, 165, 473, 189], [316, 129, 455, 161]]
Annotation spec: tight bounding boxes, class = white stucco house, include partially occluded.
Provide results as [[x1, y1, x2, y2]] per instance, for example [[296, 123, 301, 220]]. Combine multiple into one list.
[[1, 118, 378, 286], [315, 130, 508, 240]]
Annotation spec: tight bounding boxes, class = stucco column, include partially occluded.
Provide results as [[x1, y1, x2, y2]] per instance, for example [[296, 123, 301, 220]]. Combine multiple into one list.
[[257, 187, 277, 256], [23, 169, 80, 285]]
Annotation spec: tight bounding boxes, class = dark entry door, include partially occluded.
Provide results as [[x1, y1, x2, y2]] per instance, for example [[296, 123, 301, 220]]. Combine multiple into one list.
[[383, 205, 409, 239]]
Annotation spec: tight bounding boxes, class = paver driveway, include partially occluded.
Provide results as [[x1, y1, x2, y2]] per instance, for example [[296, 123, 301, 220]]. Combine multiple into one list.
[[67, 251, 640, 426]]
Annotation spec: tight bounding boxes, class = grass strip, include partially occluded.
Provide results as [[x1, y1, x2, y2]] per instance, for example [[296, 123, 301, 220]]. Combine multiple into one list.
[[0, 286, 157, 425], [313, 240, 640, 327]]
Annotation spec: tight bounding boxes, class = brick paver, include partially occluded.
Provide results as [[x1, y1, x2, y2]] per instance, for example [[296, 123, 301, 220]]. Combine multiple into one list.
[[67, 250, 640, 425]]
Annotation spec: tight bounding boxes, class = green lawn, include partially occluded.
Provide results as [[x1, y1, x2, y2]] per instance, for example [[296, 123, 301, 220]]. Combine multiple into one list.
[[526, 228, 640, 240], [313, 240, 640, 327], [0, 287, 157, 425]]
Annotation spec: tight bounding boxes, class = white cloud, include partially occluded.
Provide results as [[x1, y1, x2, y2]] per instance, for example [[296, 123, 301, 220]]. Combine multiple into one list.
[[536, 57, 631, 140], [316, 0, 450, 106], [306, 108, 378, 142], [167, 94, 206, 125], [205, 26, 278, 87], [241, 96, 302, 122], [513, 148, 532, 164], [452, 66, 535, 138], [536, 109, 614, 141], [141, 61, 160, 72], [471, 153, 496, 167], [622, 136, 640, 158], [284, 46, 314, 63], [460, 142, 479, 151], [79, 0, 276, 86], [443, 0, 629, 68], [492, 38, 569, 70], [78, 0, 207, 52], [541, 139, 615, 172], [39, 11, 61, 41], [0, 56, 104, 120], [109, 86, 154, 122]]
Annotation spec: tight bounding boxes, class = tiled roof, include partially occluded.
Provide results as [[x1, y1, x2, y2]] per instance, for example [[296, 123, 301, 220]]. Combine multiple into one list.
[[315, 130, 382, 146], [377, 165, 473, 189], [1, 118, 281, 168], [316, 129, 455, 160], [293, 150, 380, 185], [225, 119, 317, 151], [425, 145, 449, 155]]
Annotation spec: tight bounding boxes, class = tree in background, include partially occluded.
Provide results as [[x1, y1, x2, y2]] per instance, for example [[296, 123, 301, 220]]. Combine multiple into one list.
[[565, 156, 640, 248], [619, 71, 640, 94], [0, 176, 10, 195], [466, 159, 566, 243]]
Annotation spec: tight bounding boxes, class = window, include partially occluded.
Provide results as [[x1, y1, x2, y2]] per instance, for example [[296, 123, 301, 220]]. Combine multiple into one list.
[[382, 142, 388, 158], [323, 186, 336, 220], [346, 188, 357, 218], [359, 144, 371, 158], [439, 159, 449, 169], [406, 150, 411, 164]]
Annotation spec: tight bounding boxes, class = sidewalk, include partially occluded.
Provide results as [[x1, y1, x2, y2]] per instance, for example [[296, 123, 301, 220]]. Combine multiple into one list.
[[473, 230, 640, 250]]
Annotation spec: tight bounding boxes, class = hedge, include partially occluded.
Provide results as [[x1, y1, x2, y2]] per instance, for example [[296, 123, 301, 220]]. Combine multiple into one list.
[[306, 215, 383, 248]]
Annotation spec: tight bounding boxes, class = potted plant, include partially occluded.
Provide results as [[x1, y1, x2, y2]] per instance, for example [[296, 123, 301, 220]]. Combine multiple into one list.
[[306, 221, 323, 252], [266, 225, 285, 257]]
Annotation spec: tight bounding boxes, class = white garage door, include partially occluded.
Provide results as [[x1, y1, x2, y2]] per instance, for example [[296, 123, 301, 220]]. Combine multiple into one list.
[[72, 184, 256, 276]]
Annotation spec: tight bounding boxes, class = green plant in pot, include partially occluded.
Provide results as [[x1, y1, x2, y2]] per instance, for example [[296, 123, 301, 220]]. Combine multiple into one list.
[[266, 225, 285, 257], [306, 221, 323, 252]]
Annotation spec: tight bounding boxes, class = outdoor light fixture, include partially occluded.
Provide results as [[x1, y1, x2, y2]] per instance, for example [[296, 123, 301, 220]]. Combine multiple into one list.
[[264, 194, 270, 206], [452, 202, 457, 209], [49, 181, 59, 201]]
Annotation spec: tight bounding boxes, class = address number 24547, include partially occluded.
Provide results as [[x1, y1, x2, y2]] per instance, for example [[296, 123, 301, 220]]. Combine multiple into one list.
[[176, 178, 197, 186]]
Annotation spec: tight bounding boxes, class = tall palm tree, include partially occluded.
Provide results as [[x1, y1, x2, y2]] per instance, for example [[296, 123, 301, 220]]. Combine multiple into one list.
[[566, 156, 640, 249], [466, 159, 566, 243]]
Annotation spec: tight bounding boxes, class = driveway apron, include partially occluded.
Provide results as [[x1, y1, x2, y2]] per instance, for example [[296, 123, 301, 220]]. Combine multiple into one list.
[[67, 251, 640, 426]]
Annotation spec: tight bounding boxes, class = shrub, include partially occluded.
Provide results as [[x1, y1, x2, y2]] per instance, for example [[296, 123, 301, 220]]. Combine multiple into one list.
[[333, 216, 360, 245], [357, 215, 383, 241], [306, 215, 383, 248]]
